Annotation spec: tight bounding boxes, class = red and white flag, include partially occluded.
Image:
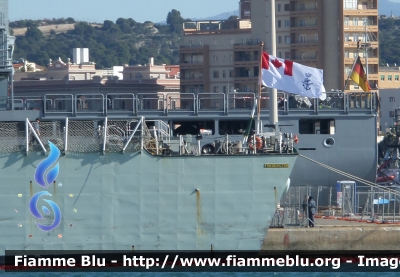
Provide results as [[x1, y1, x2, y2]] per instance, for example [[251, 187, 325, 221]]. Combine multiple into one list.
[[261, 52, 325, 99]]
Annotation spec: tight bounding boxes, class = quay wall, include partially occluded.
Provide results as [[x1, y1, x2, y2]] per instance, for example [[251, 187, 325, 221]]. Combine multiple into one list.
[[263, 220, 400, 250]]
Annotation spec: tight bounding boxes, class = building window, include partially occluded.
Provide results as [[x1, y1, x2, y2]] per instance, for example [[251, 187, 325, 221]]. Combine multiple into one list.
[[277, 4, 281, 11], [278, 36, 282, 43], [222, 70, 226, 78], [229, 70, 234, 77], [285, 20, 290, 27], [300, 35, 306, 43], [390, 111, 395, 117], [315, 34, 318, 42], [284, 4, 290, 11], [213, 55, 218, 62], [390, 97, 395, 102], [213, 86, 219, 93], [345, 51, 349, 58], [285, 52, 291, 59], [395, 75, 399, 81], [285, 36, 290, 43], [189, 87, 195, 93], [213, 70, 219, 78], [344, 17, 349, 26], [381, 75, 385, 81], [278, 52, 282, 58], [353, 18, 359, 26], [344, 0, 357, 9], [278, 20, 281, 27], [344, 33, 350, 41], [388, 75, 392, 81], [300, 3, 305, 10]]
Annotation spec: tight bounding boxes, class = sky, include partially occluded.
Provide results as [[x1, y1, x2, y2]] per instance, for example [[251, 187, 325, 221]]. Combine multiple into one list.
[[9, 0, 239, 23]]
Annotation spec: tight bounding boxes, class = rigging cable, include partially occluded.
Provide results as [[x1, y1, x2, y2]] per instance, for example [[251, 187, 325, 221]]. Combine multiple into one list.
[[299, 154, 400, 198]]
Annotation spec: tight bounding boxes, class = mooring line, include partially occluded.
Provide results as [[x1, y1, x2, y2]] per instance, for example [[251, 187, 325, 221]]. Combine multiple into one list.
[[299, 154, 400, 197]]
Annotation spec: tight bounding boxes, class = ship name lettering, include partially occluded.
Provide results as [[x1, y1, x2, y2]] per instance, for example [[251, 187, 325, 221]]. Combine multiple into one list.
[[264, 164, 289, 168]]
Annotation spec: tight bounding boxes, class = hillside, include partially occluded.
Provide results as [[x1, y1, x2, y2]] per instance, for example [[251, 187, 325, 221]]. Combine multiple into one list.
[[12, 23, 102, 37], [10, 15, 400, 69]]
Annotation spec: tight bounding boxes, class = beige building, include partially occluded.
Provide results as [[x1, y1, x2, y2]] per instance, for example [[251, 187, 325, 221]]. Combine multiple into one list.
[[123, 57, 180, 81], [179, 0, 379, 94], [378, 66, 400, 89]]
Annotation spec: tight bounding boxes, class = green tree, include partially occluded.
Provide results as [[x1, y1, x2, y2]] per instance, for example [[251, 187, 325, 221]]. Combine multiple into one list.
[[166, 9, 184, 33], [25, 26, 43, 41]]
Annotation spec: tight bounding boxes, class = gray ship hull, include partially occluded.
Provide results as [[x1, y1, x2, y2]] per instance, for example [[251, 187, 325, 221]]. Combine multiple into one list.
[[0, 149, 296, 253]]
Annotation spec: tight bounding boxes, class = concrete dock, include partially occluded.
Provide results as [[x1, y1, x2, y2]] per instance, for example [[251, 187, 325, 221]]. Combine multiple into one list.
[[262, 217, 400, 250]]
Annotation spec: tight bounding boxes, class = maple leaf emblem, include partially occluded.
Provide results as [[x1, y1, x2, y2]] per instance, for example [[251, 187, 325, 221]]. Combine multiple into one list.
[[271, 58, 283, 68]]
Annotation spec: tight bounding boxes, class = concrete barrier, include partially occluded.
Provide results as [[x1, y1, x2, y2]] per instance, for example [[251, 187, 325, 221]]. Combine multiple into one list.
[[263, 218, 400, 250]]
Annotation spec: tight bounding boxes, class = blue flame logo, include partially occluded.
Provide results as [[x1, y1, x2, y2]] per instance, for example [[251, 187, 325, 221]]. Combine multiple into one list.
[[29, 141, 62, 232], [35, 142, 60, 188]]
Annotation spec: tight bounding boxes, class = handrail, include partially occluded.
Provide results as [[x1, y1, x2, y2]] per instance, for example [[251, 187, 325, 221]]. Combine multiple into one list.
[[11, 92, 377, 116]]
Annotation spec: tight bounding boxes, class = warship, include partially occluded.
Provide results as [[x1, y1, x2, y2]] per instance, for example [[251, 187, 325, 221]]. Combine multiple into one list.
[[0, 0, 299, 254], [0, 0, 378, 255]]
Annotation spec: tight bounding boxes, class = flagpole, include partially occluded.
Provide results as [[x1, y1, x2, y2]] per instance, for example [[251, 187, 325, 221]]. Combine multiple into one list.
[[344, 52, 359, 91], [268, 0, 278, 129], [256, 41, 264, 134]]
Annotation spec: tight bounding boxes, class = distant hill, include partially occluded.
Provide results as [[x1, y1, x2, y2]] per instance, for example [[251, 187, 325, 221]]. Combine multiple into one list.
[[12, 23, 102, 37], [195, 10, 239, 21], [379, 0, 400, 17]]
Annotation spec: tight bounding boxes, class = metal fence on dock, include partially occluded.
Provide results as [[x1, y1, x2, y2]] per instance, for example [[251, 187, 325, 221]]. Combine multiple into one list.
[[271, 184, 400, 228]]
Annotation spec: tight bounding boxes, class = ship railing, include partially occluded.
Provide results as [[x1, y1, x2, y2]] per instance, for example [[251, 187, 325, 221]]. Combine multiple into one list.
[[136, 93, 165, 115], [0, 117, 296, 155], [347, 92, 374, 112], [317, 92, 345, 111], [105, 93, 135, 115], [75, 94, 105, 114], [198, 93, 225, 112], [165, 93, 196, 114], [11, 91, 376, 117], [145, 119, 171, 143], [259, 92, 286, 112], [44, 94, 74, 114], [227, 92, 255, 112]]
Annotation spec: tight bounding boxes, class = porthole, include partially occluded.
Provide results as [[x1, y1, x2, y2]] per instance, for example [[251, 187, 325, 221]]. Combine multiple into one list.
[[323, 137, 335, 148]]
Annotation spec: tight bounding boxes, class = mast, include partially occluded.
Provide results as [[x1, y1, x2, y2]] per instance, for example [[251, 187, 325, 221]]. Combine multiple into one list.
[[363, 18, 369, 79], [267, 0, 278, 129], [256, 42, 263, 134]]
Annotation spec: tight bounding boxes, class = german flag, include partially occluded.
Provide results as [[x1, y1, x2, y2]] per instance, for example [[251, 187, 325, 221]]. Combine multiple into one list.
[[350, 56, 371, 92]]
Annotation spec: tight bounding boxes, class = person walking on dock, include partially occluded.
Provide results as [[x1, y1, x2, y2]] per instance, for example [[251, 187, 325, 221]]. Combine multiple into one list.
[[30, 118, 41, 145], [308, 196, 316, 227]]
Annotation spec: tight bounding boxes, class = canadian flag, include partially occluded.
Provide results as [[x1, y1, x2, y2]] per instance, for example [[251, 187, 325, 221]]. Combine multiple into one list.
[[261, 52, 325, 99]]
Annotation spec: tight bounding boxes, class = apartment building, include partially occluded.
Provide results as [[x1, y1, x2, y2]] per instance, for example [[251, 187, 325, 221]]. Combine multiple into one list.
[[180, 0, 379, 94]]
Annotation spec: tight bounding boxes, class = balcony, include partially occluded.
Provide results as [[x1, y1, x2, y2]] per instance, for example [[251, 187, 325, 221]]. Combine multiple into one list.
[[180, 61, 205, 69], [290, 40, 318, 48], [290, 7, 318, 16], [343, 9, 378, 16], [344, 57, 379, 65], [290, 24, 318, 32], [343, 25, 378, 32]]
